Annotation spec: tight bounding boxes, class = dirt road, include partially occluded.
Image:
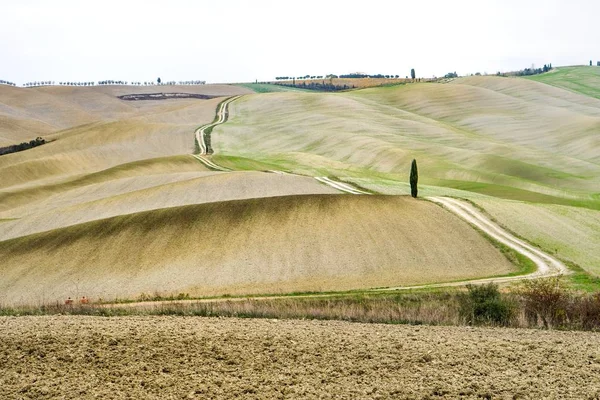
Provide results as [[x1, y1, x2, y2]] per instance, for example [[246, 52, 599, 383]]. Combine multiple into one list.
[[405, 196, 570, 290]]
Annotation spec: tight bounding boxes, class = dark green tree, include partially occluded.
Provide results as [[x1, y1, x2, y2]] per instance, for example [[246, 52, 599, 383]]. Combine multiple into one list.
[[410, 159, 418, 198], [410, 68, 416, 80], [157, 77, 162, 84]]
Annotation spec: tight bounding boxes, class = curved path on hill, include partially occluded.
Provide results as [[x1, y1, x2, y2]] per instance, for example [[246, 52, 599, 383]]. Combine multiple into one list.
[[192, 95, 372, 193], [192, 95, 241, 171], [378, 196, 569, 291]]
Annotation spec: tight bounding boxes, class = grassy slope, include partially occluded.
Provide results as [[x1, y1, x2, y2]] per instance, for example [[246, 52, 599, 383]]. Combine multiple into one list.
[[526, 66, 600, 99], [2, 76, 599, 301], [0, 195, 516, 305], [213, 78, 600, 209]]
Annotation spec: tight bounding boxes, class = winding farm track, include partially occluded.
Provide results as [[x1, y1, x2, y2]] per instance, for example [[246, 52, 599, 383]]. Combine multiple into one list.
[[381, 196, 570, 291], [191, 95, 374, 194], [191, 95, 241, 171], [314, 177, 371, 195], [174, 93, 570, 306]]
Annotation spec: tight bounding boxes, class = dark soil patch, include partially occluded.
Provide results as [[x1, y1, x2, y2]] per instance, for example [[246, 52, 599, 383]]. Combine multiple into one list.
[[118, 93, 218, 101]]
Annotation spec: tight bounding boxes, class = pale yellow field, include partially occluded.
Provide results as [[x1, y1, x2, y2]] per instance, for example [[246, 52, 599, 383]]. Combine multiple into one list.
[[0, 170, 337, 240], [0, 195, 515, 305], [0, 84, 253, 215], [0, 84, 252, 144]]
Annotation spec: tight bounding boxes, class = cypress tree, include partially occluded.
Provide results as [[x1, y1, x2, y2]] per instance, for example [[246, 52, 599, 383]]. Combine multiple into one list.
[[410, 159, 418, 198]]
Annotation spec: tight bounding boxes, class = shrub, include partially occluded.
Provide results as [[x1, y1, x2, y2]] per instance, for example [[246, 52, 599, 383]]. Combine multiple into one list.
[[517, 277, 568, 329], [459, 283, 516, 326], [566, 292, 600, 331]]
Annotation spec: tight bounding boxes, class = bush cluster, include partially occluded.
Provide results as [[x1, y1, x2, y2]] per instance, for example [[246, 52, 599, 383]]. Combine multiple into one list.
[[459, 283, 516, 326], [0, 137, 45, 156]]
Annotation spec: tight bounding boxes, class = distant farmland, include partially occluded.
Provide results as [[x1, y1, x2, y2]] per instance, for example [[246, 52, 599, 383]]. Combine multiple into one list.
[[526, 65, 600, 99]]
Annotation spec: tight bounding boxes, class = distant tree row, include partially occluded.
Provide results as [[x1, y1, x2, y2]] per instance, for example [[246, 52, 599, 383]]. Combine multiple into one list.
[[23, 81, 56, 87], [275, 73, 402, 80], [274, 81, 355, 92], [339, 73, 401, 79], [0, 79, 16, 86], [174, 80, 206, 85], [59, 82, 95, 86], [444, 72, 458, 78], [514, 63, 553, 76], [17, 79, 206, 87], [23, 81, 94, 87], [275, 75, 324, 80], [0, 137, 46, 156], [97, 80, 129, 85]]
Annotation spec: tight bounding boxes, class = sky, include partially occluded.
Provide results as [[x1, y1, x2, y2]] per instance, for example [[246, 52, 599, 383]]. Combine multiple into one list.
[[2, 0, 600, 85]]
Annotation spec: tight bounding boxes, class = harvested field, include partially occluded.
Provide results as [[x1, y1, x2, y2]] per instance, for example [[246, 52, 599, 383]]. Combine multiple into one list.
[[0, 84, 251, 144], [0, 171, 337, 240], [117, 93, 217, 101], [0, 195, 516, 305], [1, 316, 600, 399]]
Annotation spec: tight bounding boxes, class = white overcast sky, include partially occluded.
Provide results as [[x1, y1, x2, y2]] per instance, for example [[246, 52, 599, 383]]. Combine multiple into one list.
[[2, 0, 599, 84]]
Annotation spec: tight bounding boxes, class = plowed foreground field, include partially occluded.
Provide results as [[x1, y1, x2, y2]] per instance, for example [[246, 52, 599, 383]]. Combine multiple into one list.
[[1, 316, 600, 399]]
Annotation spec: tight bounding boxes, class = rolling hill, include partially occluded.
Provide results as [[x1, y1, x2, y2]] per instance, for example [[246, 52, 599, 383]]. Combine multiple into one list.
[[1, 72, 599, 304], [0, 195, 516, 305], [213, 76, 600, 209]]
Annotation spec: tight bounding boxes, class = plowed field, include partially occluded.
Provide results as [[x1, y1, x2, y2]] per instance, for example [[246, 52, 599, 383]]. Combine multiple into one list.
[[1, 316, 600, 399]]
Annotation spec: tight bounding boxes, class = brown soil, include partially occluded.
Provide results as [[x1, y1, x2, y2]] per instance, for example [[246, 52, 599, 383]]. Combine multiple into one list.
[[1, 316, 599, 399]]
